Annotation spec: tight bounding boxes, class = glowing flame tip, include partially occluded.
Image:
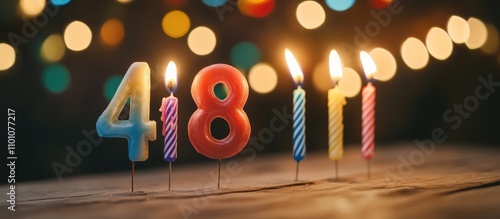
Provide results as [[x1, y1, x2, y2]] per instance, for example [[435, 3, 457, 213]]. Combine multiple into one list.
[[284, 49, 304, 86], [165, 61, 177, 93], [329, 50, 343, 84], [360, 51, 377, 79]]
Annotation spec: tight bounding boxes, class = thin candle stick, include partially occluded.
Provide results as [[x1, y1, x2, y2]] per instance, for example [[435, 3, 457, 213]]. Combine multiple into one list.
[[218, 159, 221, 189], [168, 162, 172, 191], [335, 160, 338, 179], [295, 162, 299, 181], [367, 160, 371, 180], [131, 161, 135, 193]]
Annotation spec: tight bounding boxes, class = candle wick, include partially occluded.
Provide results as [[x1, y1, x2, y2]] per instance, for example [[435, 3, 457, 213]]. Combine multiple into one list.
[[167, 81, 174, 95]]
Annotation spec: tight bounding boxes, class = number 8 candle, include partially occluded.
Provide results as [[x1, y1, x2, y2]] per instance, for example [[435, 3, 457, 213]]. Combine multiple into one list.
[[188, 64, 251, 189], [360, 51, 377, 179], [285, 49, 306, 181], [159, 61, 178, 191]]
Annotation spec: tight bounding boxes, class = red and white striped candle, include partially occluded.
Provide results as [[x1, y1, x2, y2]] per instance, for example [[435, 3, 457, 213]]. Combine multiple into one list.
[[361, 83, 375, 160], [360, 51, 377, 161]]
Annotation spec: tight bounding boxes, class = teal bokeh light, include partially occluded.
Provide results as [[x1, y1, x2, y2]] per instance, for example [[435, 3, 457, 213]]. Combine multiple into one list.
[[42, 64, 70, 93], [230, 42, 261, 71], [325, 0, 355, 11], [214, 83, 228, 100], [202, 0, 226, 7], [104, 75, 123, 101], [50, 0, 71, 6]]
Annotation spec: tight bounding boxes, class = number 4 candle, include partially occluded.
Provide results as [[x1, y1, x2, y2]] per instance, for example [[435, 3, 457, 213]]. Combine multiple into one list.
[[285, 49, 306, 181], [96, 62, 157, 192], [159, 61, 178, 191], [360, 51, 377, 179]]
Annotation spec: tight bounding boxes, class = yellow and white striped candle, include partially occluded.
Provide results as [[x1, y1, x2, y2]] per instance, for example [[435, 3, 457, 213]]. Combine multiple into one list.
[[327, 50, 346, 161], [328, 86, 346, 160]]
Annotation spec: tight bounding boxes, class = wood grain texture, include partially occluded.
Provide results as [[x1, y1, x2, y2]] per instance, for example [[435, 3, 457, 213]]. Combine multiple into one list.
[[2, 143, 500, 219]]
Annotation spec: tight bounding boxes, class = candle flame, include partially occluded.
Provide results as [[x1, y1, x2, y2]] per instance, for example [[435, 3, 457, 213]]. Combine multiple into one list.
[[285, 49, 304, 86], [329, 50, 343, 84], [360, 51, 377, 79], [165, 61, 177, 94]]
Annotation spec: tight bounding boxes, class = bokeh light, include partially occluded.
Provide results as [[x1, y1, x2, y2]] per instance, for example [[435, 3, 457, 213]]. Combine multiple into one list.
[[104, 75, 123, 101], [0, 43, 16, 71], [466, 17, 488, 50], [230, 42, 261, 71], [238, 0, 275, 18], [481, 24, 499, 55], [51, 0, 71, 6], [42, 64, 70, 93], [248, 63, 278, 94], [447, 15, 470, 44], [100, 19, 125, 46], [401, 37, 429, 70], [162, 10, 190, 38], [202, 0, 227, 7], [312, 61, 330, 93], [296, 1, 326, 29], [369, 47, 397, 81], [20, 0, 46, 16], [338, 67, 362, 98], [325, 0, 355, 12], [187, 26, 216, 56], [426, 27, 453, 60], [368, 0, 392, 9], [116, 0, 133, 3], [41, 34, 65, 62], [64, 21, 92, 52]]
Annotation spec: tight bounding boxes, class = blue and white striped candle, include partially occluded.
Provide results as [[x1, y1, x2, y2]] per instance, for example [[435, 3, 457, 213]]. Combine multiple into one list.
[[285, 49, 306, 180], [160, 95, 178, 162], [292, 86, 306, 162]]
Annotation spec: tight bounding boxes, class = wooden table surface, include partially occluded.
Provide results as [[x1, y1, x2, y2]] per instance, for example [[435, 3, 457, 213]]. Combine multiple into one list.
[[2, 143, 500, 219]]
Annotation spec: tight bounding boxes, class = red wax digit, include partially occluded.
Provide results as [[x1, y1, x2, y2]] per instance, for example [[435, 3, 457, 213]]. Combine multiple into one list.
[[188, 64, 251, 159]]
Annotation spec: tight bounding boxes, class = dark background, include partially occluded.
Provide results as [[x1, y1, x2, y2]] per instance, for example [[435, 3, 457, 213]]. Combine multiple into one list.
[[1, 0, 500, 183]]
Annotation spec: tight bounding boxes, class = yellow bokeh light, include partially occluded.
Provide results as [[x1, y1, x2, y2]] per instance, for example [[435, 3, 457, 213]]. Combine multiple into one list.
[[64, 21, 92, 52], [117, 0, 133, 3], [0, 43, 16, 71], [187, 26, 216, 56], [338, 67, 362, 98], [248, 63, 278, 94], [100, 19, 125, 46], [426, 27, 453, 60], [162, 11, 190, 38], [312, 60, 331, 93], [296, 1, 325, 30], [447, 15, 470, 44], [481, 24, 499, 55], [20, 0, 45, 17], [370, 47, 397, 81], [401, 37, 429, 70], [466, 17, 488, 50], [41, 34, 65, 62]]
